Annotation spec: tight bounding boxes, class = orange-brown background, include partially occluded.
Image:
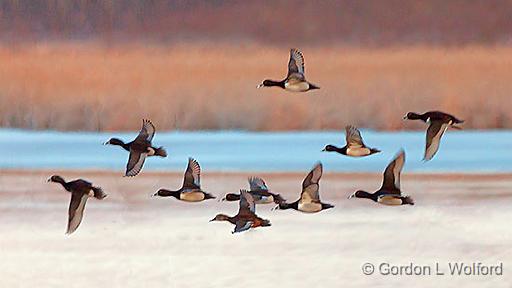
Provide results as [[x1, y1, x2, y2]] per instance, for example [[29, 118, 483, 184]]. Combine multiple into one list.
[[1, 1, 511, 131]]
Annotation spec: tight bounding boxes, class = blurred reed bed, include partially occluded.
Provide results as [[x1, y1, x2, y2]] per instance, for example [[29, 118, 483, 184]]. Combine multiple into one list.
[[0, 42, 510, 131]]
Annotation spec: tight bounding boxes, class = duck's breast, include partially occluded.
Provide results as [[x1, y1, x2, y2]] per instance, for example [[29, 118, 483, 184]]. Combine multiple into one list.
[[285, 81, 310, 92], [377, 195, 403, 206], [346, 147, 371, 157], [180, 192, 205, 202], [298, 202, 322, 213]]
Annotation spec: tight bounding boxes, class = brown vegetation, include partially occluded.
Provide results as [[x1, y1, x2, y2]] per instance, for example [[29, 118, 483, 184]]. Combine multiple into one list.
[[0, 43, 511, 131], [1, 0, 512, 45]]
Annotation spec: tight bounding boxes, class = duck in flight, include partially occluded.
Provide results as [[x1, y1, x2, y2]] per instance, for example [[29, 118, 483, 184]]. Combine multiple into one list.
[[153, 158, 215, 202], [257, 48, 319, 92], [221, 177, 285, 205], [104, 119, 167, 176], [276, 163, 333, 213], [48, 175, 107, 234], [322, 125, 381, 157], [210, 190, 271, 233], [403, 111, 464, 161], [349, 149, 414, 206]]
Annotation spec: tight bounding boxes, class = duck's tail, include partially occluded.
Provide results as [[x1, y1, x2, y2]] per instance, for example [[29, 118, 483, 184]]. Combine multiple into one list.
[[155, 147, 167, 157], [91, 186, 107, 199], [402, 196, 415, 205], [370, 148, 381, 154], [204, 192, 216, 200], [272, 193, 286, 205]]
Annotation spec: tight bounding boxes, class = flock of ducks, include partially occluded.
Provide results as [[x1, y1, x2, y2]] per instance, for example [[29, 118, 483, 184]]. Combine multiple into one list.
[[47, 48, 464, 234]]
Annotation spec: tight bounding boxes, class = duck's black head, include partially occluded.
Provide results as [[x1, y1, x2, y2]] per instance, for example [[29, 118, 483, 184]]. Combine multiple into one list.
[[104, 138, 125, 146], [47, 175, 65, 184], [349, 190, 373, 200], [257, 80, 285, 88], [403, 112, 422, 121], [322, 145, 337, 152]]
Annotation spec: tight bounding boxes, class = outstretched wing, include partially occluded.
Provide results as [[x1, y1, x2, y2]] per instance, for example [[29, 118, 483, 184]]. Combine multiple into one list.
[[248, 177, 268, 192], [67, 192, 89, 234], [300, 162, 322, 203], [345, 125, 365, 148], [239, 190, 256, 215], [380, 149, 405, 194], [287, 48, 305, 77], [233, 220, 252, 233], [424, 121, 449, 161], [134, 119, 156, 142], [125, 151, 147, 177], [182, 158, 201, 190]]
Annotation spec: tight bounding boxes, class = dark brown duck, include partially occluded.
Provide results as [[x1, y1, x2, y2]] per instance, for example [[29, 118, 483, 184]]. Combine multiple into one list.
[[104, 119, 167, 176], [403, 111, 463, 161], [222, 177, 285, 205], [48, 175, 107, 234], [210, 190, 271, 234]]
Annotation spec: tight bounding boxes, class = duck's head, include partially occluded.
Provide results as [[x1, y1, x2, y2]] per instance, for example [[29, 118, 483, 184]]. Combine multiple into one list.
[[322, 145, 337, 152], [152, 189, 166, 197], [403, 112, 421, 120], [47, 175, 65, 183], [257, 80, 284, 88], [348, 190, 371, 199], [209, 214, 230, 222], [103, 138, 125, 146]]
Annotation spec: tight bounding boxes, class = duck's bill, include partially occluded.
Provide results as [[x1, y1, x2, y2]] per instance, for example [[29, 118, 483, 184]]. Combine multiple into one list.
[[257, 83, 264, 88], [348, 193, 356, 199], [321, 148, 326, 152]]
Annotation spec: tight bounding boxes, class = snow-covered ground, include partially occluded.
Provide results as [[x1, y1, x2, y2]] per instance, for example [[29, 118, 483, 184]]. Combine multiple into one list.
[[0, 171, 510, 288], [1, 129, 512, 173]]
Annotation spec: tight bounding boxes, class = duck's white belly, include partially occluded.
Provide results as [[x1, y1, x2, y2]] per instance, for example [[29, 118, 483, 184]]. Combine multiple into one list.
[[377, 195, 403, 206], [180, 192, 205, 202], [285, 82, 309, 92], [346, 147, 370, 157], [298, 202, 322, 213]]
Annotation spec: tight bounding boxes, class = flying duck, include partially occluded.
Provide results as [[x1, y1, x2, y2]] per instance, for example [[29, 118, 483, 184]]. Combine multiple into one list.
[[222, 177, 285, 205], [47, 175, 107, 234], [276, 163, 333, 213], [322, 125, 381, 157], [104, 119, 167, 176], [210, 190, 271, 234], [257, 48, 319, 92], [403, 111, 464, 161], [153, 158, 215, 202], [349, 149, 414, 206]]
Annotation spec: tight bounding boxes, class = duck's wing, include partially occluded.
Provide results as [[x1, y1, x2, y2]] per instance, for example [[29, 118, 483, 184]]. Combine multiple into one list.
[[239, 190, 256, 214], [424, 120, 449, 161], [125, 151, 147, 177], [248, 177, 269, 192], [345, 125, 365, 148], [380, 149, 405, 194], [134, 119, 156, 142], [66, 192, 89, 234], [233, 220, 252, 233], [300, 162, 322, 203], [182, 158, 201, 190], [287, 48, 305, 78]]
